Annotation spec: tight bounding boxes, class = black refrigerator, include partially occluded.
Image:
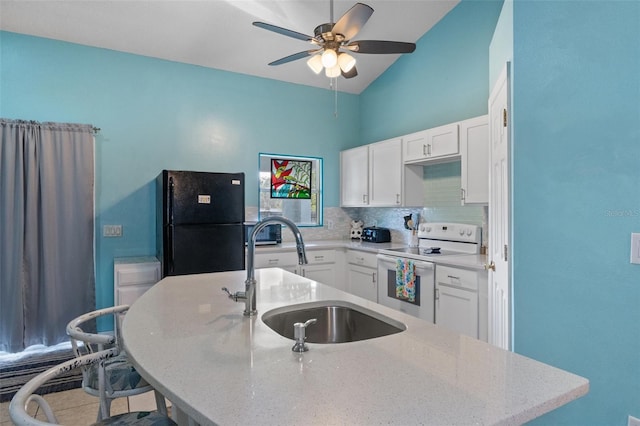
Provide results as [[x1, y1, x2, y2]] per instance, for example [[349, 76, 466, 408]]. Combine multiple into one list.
[[156, 170, 245, 277]]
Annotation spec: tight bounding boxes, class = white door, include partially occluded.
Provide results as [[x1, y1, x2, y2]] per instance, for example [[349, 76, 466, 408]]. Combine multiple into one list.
[[369, 138, 402, 206], [488, 63, 512, 350], [340, 146, 369, 206], [435, 284, 478, 339], [347, 264, 377, 302]]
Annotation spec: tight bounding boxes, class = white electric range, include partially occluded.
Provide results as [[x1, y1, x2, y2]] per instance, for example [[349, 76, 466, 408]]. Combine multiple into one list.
[[376, 223, 482, 324]]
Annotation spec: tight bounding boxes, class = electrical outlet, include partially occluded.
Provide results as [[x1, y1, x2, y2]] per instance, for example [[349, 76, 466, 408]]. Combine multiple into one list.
[[628, 415, 640, 426], [103, 225, 122, 237], [631, 233, 640, 264]]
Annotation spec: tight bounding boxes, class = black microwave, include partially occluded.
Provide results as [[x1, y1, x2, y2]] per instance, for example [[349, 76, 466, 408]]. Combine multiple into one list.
[[244, 222, 282, 245]]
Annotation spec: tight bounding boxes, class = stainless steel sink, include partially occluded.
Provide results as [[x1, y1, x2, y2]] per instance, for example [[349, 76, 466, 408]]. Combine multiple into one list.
[[262, 300, 406, 343]]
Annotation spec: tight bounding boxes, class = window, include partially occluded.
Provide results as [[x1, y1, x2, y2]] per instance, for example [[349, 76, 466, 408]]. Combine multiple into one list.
[[259, 153, 322, 227]]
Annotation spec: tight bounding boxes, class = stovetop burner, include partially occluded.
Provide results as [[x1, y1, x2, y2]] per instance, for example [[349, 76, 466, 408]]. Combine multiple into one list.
[[423, 247, 441, 254]]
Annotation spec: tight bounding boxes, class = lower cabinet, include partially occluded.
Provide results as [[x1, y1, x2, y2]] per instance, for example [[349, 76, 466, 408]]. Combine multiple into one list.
[[345, 250, 378, 302], [435, 265, 488, 341], [252, 251, 299, 273], [251, 246, 488, 341], [253, 248, 342, 290], [113, 256, 170, 411]]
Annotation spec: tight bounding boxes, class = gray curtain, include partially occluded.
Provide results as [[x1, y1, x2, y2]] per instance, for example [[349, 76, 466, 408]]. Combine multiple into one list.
[[0, 119, 95, 353]]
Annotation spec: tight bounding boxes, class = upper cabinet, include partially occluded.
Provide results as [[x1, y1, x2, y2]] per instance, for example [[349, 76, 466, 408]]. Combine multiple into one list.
[[460, 115, 489, 205], [341, 115, 489, 208], [340, 145, 369, 206], [403, 123, 459, 164], [340, 138, 423, 208]]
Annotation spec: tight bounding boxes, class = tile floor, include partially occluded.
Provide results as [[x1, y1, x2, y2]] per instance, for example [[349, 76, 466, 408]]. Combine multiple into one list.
[[0, 387, 129, 425]]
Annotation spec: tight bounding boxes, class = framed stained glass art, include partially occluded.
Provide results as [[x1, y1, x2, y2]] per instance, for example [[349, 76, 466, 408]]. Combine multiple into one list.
[[270, 159, 312, 199], [258, 153, 322, 227]]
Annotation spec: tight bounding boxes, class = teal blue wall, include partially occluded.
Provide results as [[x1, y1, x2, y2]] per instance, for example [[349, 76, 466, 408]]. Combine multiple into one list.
[[3, 0, 639, 422], [511, 1, 640, 424], [360, 0, 504, 143], [0, 31, 359, 318]]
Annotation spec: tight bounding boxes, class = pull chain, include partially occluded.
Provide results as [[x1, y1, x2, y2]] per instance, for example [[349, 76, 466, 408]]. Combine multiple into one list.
[[332, 77, 338, 119]]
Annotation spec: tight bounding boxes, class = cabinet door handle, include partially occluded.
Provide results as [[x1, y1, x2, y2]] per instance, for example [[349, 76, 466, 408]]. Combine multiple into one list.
[[423, 144, 427, 156], [447, 275, 461, 281], [372, 272, 376, 284], [396, 194, 400, 204], [461, 188, 465, 201], [427, 144, 432, 156], [268, 259, 279, 265], [435, 288, 439, 300], [314, 255, 324, 261]]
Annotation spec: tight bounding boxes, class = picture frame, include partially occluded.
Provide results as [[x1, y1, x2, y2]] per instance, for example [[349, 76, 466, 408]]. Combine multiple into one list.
[[270, 158, 312, 199]]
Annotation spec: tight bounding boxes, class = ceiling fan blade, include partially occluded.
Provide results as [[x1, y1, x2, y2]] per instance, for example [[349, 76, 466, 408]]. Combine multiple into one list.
[[331, 3, 374, 41], [253, 22, 313, 42], [268, 50, 320, 66], [342, 66, 358, 79], [346, 40, 416, 54]]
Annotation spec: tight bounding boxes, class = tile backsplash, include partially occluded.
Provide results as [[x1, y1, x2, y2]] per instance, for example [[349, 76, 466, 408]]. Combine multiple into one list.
[[247, 161, 487, 246], [248, 205, 487, 246]]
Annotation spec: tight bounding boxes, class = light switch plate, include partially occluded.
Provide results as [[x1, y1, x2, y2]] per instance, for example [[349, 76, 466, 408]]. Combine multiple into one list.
[[630, 233, 640, 264], [103, 225, 123, 237]]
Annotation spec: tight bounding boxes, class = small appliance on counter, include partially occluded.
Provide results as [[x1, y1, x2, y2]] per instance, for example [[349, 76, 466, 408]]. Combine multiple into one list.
[[244, 222, 282, 245], [361, 226, 391, 243]]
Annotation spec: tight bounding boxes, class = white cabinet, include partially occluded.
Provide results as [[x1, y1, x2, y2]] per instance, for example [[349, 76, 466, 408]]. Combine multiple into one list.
[[253, 248, 341, 289], [114, 257, 160, 308], [113, 256, 167, 412], [435, 265, 487, 341], [340, 145, 369, 206], [460, 115, 489, 205], [368, 138, 402, 206], [403, 123, 459, 164], [341, 138, 423, 207], [253, 251, 299, 273], [298, 249, 337, 286], [346, 250, 378, 302]]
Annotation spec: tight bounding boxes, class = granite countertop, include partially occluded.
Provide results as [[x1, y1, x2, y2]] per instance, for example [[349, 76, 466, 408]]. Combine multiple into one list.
[[122, 269, 588, 426], [257, 239, 487, 270], [254, 239, 404, 254]]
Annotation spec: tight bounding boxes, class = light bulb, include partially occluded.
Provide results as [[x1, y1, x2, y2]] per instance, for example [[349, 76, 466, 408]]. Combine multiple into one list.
[[307, 55, 323, 74], [325, 64, 341, 78], [338, 53, 356, 73], [321, 49, 338, 68]]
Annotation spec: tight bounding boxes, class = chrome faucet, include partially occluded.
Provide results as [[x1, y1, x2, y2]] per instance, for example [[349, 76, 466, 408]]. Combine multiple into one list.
[[223, 216, 307, 316]]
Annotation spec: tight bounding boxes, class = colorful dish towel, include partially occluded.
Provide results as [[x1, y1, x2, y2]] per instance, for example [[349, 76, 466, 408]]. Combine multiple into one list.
[[396, 258, 416, 302]]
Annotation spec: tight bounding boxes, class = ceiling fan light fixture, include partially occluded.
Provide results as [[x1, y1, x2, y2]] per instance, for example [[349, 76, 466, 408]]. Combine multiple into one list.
[[338, 52, 356, 73], [321, 48, 338, 68], [307, 55, 323, 74], [325, 64, 341, 78]]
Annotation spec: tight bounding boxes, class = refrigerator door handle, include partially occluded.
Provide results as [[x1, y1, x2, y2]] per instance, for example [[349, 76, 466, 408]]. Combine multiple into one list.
[[167, 224, 175, 275], [168, 176, 175, 225]]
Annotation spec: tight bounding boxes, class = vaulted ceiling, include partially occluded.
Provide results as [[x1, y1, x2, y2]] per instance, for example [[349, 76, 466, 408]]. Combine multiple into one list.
[[0, 1, 459, 94]]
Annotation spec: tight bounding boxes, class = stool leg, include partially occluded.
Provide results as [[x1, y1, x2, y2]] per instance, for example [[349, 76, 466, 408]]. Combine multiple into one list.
[[154, 390, 168, 415]]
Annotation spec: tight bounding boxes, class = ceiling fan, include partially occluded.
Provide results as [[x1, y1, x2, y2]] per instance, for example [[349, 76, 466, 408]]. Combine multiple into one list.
[[253, 1, 416, 79]]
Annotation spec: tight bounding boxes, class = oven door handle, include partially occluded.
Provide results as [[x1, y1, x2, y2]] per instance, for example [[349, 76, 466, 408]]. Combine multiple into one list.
[[377, 254, 435, 270]]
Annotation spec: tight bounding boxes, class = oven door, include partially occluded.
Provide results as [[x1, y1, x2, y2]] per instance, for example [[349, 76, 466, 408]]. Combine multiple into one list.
[[377, 254, 435, 323]]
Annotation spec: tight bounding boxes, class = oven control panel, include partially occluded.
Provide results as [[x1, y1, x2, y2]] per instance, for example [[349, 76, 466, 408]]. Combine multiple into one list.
[[417, 223, 481, 244]]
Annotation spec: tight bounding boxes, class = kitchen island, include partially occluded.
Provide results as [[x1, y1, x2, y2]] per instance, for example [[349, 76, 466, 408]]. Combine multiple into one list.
[[122, 268, 588, 425]]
